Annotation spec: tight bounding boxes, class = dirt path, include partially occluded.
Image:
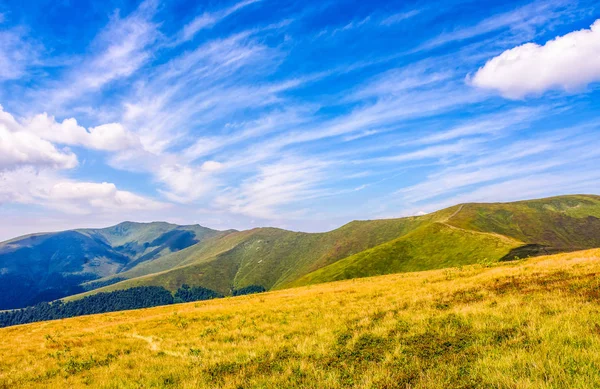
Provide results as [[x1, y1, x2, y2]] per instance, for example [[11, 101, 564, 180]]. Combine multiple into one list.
[[438, 221, 523, 245], [439, 204, 522, 245], [131, 333, 160, 351], [130, 333, 185, 357], [445, 204, 464, 221]]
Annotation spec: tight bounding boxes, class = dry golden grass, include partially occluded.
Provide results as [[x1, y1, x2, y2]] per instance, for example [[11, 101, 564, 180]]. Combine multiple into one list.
[[2, 249, 600, 388]]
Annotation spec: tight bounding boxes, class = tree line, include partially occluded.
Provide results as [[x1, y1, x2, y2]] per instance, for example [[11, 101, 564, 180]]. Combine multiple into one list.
[[0, 284, 266, 328]]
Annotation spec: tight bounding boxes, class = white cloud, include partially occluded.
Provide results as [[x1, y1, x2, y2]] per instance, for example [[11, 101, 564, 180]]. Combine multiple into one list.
[[0, 104, 163, 216], [348, 64, 453, 101], [420, 170, 600, 214], [0, 106, 77, 170], [0, 167, 167, 214], [119, 31, 279, 156], [48, 181, 166, 213], [86, 123, 141, 151], [201, 160, 223, 172], [370, 139, 484, 164], [0, 125, 77, 171], [471, 20, 600, 99], [23, 111, 141, 152], [416, 107, 544, 145], [83, 0, 159, 87], [396, 127, 600, 206]]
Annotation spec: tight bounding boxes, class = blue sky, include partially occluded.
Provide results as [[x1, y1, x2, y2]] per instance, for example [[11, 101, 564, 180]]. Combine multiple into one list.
[[0, 0, 599, 239]]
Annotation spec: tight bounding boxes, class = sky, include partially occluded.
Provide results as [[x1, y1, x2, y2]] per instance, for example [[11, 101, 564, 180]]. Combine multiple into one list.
[[0, 0, 599, 240]]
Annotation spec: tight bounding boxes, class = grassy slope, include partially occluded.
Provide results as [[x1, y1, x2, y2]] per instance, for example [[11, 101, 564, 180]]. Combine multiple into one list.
[[446, 194, 600, 250], [290, 221, 522, 287], [293, 194, 600, 286], [3, 249, 600, 388]]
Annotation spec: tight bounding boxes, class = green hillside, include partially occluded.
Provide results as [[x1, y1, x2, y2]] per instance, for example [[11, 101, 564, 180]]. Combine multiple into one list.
[[68, 216, 433, 297], [71, 194, 600, 299], [293, 194, 600, 286], [446, 195, 600, 250], [290, 221, 521, 287]]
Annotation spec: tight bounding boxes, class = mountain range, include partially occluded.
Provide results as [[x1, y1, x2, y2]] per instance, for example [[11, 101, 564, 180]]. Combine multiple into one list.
[[2, 194, 600, 310]]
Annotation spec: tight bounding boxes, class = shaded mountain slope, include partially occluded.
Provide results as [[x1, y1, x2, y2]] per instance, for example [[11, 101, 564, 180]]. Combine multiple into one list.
[[80, 222, 226, 265], [0, 231, 129, 309], [0, 222, 225, 309]]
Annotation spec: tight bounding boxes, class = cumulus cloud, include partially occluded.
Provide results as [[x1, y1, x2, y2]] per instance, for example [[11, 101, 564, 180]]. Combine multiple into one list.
[[0, 167, 167, 214], [0, 105, 139, 173], [0, 126, 77, 171], [471, 19, 600, 99], [47, 181, 166, 213], [0, 104, 163, 216], [0, 107, 77, 170], [25, 112, 140, 151]]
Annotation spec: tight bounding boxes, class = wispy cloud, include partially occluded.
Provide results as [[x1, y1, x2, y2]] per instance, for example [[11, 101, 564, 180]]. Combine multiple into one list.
[[415, 107, 546, 145], [0, 26, 41, 82], [418, 0, 575, 51], [216, 158, 331, 219], [31, 0, 160, 114], [397, 124, 600, 207], [0, 0, 598, 238], [380, 9, 421, 26], [315, 6, 421, 38], [177, 0, 261, 43]]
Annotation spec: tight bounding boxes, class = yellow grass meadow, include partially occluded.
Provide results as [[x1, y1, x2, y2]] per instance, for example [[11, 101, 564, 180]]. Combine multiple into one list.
[[2, 249, 600, 388]]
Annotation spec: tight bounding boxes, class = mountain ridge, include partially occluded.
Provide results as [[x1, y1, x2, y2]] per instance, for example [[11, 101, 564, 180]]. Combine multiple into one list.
[[2, 194, 600, 309]]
